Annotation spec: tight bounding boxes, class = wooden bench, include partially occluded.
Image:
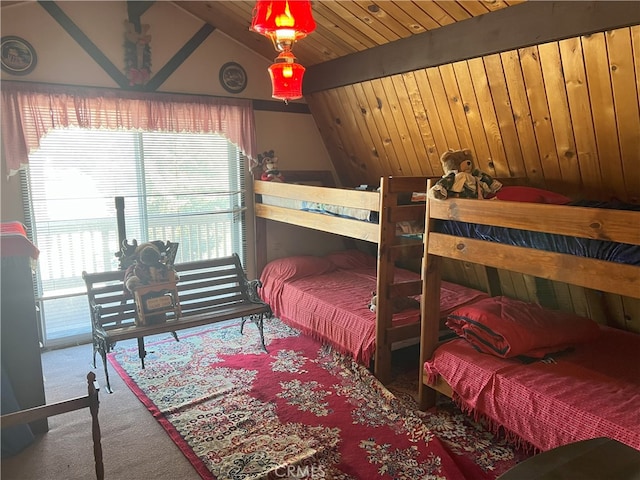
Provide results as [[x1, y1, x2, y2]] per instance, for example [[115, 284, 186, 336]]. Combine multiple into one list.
[[83, 254, 272, 393]]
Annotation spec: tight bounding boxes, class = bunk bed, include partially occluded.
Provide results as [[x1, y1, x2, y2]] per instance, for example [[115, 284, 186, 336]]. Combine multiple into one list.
[[254, 173, 488, 383], [418, 181, 640, 452]]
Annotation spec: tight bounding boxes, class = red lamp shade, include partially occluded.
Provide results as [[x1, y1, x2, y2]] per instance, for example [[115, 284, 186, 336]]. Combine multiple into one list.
[[250, 0, 316, 51], [268, 51, 305, 102]]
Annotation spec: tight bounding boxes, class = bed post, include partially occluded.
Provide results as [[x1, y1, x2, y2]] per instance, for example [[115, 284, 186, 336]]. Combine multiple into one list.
[[374, 176, 394, 384], [419, 180, 442, 410]]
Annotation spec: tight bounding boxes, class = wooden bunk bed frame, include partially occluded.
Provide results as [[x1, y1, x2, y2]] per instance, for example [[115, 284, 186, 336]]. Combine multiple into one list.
[[418, 180, 640, 409], [254, 173, 433, 383]]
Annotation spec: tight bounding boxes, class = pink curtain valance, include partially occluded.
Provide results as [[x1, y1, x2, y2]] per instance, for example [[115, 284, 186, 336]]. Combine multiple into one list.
[[1, 82, 258, 177]]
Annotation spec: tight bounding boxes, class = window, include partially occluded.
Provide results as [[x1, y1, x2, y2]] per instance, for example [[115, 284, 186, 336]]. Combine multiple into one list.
[[22, 127, 250, 348]]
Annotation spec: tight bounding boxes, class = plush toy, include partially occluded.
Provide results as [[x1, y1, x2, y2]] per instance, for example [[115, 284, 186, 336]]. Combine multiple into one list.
[[258, 150, 285, 182], [124, 242, 178, 293], [368, 291, 420, 313], [428, 149, 502, 200]]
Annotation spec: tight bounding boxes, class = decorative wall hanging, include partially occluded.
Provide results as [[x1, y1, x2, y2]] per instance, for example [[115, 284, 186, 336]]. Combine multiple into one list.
[[1, 36, 37, 75], [219, 62, 247, 94], [124, 20, 152, 86]]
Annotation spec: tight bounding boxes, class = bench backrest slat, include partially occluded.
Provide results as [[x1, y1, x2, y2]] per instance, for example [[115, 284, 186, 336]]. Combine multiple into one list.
[[83, 254, 259, 332]]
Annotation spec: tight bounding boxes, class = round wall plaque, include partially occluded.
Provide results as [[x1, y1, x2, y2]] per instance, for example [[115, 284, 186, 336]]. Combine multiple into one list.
[[219, 62, 247, 94], [1, 36, 37, 75]]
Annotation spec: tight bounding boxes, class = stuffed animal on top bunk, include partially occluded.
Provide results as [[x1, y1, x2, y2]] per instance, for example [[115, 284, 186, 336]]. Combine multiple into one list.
[[428, 149, 502, 200], [124, 242, 178, 293], [258, 150, 285, 182]]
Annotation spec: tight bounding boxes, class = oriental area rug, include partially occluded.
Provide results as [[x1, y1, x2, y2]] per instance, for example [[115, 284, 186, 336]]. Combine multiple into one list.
[[108, 318, 526, 480]]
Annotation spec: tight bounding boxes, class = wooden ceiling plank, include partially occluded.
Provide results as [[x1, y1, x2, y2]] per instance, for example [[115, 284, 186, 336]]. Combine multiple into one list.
[[537, 42, 583, 194], [361, 80, 405, 176], [389, 74, 432, 176], [457, 1, 493, 17], [305, 1, 640, 93], [415, 1, 457, 26], [379, 76, 423, 176], [483, 0, 516, 12], [329, 1, 402, 44], [312, 3, 379, 51], [518, 45, 564, 186], [434, 1, 473, 22], [394, 2, 442, 31], [425, 67, 462, 150], [607, 26, 640, 202], [336, 86, 386, 182], [466, 57, 510, 178], [438, 63, 477, 156], [481, 54, 527, 178], [325, 88, 372, 185], [582, 32, 627, 199], [353, 1, 425, 36], [412, 69, 452, 167], [401, 71, 441, 176], [558, 37, 603, 198], [450, 60, 495, 174], [351, 83, 397, 182], [500, 49, 547, 184]]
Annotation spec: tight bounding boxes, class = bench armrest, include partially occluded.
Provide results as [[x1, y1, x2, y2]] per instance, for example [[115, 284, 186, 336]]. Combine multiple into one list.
[[89, 303, 108, 336], [245, 278, 265, 304]]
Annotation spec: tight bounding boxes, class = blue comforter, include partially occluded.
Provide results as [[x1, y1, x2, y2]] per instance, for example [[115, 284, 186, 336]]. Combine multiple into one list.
[[435, 200, 640, 266]]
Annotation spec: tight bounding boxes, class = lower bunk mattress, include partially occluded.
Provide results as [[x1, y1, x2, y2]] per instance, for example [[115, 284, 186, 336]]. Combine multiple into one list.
[[259, 250, 488, 366], [424, 325, 640, 452]]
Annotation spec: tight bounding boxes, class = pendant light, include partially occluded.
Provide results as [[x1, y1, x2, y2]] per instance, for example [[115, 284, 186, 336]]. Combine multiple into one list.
[[250, 0, 316, 53], [250, 0, 315, 103], [268, 50, 305, 102]]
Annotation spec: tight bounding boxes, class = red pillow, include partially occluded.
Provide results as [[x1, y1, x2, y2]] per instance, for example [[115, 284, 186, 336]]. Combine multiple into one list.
[[446, 296, 601, 359], [261, 255, 336, 282], [325, 249, 377, 270], [492, 186, 571, 205]]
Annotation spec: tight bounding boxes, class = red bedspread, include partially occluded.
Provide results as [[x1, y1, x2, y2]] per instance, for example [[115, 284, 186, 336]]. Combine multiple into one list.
[[424, 326, 640, 452], [260, 254, 488, 366]]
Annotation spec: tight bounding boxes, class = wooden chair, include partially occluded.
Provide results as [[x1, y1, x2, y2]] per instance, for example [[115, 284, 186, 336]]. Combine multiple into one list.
[[1, 372, 104, 480]]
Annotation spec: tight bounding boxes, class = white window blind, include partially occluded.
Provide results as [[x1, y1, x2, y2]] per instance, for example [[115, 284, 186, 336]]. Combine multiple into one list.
[[23, 126, 248, 347]]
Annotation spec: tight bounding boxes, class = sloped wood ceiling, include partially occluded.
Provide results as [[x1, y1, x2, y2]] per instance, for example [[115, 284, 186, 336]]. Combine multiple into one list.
[[178, 1, 639, 203], [307, 25, 640, 203]]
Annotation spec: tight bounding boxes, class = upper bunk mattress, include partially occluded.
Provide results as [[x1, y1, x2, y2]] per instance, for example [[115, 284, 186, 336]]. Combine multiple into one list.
[[424, 325, 640, 452], [435, 200, 640, 265]]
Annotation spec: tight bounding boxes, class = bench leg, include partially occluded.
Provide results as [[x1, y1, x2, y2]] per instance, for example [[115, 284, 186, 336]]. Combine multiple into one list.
[[240, 314, 268, 353], [96, 340, 113, 394], [137, 337, 146, 369]]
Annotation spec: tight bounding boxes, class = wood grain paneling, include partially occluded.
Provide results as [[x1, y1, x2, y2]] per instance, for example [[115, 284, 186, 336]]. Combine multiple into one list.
[[308, 26, 640, 203]]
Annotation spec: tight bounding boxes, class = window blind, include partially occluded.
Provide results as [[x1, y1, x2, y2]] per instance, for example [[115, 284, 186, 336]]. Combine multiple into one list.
[[23, 126, 247, 347]]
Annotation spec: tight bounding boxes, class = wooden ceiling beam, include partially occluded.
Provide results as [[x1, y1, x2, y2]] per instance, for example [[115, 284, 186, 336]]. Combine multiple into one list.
[[304, 1, 640, 93]]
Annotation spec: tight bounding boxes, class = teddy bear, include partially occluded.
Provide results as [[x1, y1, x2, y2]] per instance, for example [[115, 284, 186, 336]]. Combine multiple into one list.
[[368, 291, 420, 313], [258, 150, 285, 182], [428, 149, 502, 200], [124, 242, 178, 293]]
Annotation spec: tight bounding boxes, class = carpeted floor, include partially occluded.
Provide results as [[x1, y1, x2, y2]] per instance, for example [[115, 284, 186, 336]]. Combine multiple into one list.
[[108, 317, 528, 479]]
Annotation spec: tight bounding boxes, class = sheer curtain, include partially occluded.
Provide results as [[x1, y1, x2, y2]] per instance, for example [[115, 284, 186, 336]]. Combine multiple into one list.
[[1, 81, 258, 177]]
